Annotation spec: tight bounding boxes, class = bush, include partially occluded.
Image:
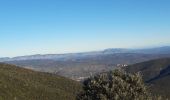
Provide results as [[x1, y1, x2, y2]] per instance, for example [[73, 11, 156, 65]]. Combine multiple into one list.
[[77, 69, 162, 100]]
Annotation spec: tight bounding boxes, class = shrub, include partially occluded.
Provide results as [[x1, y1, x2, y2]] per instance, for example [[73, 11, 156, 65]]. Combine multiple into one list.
[[77, 69, 161, 100]]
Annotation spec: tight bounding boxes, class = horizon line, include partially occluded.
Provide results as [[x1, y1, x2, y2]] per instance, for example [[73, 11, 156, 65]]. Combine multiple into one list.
[[1, 45, 170, 58]]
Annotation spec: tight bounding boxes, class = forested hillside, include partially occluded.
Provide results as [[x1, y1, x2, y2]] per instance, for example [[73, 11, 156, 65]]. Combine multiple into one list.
[[0, 63, 82, 100], [126, 58, 170, 98]]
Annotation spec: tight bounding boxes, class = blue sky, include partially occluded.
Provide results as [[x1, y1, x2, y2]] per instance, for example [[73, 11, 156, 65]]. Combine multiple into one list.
[[0, 0, 170, 57]]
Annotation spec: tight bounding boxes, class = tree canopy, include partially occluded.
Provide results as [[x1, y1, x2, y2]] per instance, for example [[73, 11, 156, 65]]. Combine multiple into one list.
[[77, 69, 162, 100]]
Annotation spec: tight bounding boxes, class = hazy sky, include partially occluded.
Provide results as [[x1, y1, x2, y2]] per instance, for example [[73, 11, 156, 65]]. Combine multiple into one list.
[[0, 0, 170, 57]]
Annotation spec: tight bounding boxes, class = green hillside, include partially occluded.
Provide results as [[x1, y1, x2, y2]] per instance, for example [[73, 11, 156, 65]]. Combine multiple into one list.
[[125, 58, 170, 98], [0, 63, 82, 100]]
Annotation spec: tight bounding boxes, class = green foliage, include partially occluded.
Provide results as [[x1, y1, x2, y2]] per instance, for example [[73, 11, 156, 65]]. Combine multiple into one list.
[[126, 58, 170, 98], [77, 69, 161, 100], [0, 63, 82, 100]]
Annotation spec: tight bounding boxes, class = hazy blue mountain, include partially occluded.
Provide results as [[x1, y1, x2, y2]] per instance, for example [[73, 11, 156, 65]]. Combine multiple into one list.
[[103, 46, 170, 54], [0, 52, 103, 62], [1, 46, 170, 62], [130, 46, 170, 54], [0, 57, 10, 62]]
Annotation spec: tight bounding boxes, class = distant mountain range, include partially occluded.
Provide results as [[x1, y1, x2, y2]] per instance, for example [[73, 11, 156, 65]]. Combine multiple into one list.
[[126, 58, 170, 98], [103, 46, 170, 54], [3, 46, 170, 80], [1, 46, 170, 62]]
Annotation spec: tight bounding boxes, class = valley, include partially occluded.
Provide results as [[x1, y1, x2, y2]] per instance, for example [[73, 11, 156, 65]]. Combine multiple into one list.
[[0, 47, 170, 99], [2, 46, 170, 81]]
